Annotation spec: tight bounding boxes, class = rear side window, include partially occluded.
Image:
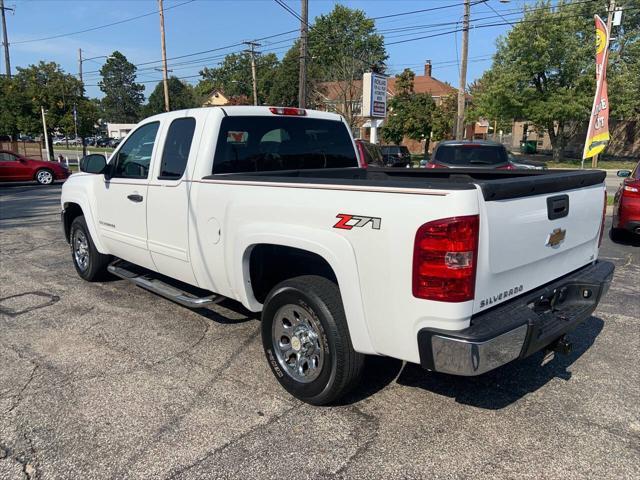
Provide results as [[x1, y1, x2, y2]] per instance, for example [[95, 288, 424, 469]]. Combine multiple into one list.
[[212, 116, 357, 174], [434, 145, 508, 165], [159, 117, 196, 180]]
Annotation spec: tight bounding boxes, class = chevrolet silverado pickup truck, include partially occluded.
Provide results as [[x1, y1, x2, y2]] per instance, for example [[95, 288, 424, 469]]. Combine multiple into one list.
[[61, 106, 614, 405]]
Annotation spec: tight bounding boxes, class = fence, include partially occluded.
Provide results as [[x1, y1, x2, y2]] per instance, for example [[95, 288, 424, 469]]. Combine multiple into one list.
[[0, 141, 43, 160]]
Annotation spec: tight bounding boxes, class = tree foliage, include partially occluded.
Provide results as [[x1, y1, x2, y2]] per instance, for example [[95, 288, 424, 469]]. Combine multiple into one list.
[[431, 94, 458, 141], [198, 52, 279, 105], [144, 77, 197, 116], [308, 5, 387, 129], [471, 0, 638, 160], [381, 69, 435, 150], [99, 51, 144, 123]]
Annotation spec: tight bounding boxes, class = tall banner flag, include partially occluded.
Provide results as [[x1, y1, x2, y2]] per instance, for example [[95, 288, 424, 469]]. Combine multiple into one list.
[[582, 15, 610, 161]]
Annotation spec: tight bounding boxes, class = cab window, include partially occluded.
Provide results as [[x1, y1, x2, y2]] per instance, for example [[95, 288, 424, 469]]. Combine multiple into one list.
[[159, 117, 196, 180], [111, 122, 160, 179]]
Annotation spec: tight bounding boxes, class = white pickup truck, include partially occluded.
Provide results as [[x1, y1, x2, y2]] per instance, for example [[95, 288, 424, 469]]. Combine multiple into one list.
[[61, 106, 614, 405]]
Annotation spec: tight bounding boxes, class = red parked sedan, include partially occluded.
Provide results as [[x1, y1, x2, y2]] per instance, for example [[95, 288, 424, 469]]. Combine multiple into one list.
[[612, 161, 640, 239], [0, 150, 70, 185]]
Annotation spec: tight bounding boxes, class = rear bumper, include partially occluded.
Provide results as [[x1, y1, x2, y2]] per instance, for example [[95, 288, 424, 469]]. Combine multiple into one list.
[[417, 261, 614, 376]]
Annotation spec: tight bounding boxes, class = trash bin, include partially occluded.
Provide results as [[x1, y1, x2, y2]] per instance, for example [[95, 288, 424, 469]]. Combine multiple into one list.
[[520, 140, 537, 154]]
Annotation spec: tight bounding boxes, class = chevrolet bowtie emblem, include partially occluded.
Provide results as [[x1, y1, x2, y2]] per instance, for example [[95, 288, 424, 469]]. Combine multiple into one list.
[[546, 228, 566, 248]]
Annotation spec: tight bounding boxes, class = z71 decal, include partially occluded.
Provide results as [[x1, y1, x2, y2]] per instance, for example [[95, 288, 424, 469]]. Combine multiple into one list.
[[333, 214, 381, 230]]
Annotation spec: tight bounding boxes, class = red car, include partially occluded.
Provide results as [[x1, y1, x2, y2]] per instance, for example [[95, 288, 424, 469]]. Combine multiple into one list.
[[0, 150, 71, 185], [612, 161, 640, 239]]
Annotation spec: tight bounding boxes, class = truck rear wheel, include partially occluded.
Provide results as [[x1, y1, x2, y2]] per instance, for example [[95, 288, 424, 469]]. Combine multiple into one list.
[[70, 216, 111, 281], [261, 275, 364, 405]]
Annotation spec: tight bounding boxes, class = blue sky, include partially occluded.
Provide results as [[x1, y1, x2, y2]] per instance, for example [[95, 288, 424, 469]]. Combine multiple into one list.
[[6, 0, 530, 99]]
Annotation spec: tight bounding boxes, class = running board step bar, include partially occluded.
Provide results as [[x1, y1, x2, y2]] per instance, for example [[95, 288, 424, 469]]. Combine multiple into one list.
[[107, 260, 222, 309]]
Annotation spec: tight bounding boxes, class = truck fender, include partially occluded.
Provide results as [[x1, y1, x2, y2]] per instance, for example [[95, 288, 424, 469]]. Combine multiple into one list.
[[62, 194, 107, 254], [232, 226, 377, 355]]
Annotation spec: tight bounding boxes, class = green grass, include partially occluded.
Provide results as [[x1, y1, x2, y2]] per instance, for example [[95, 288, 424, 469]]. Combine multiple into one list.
[[607, 195, 615, 206]]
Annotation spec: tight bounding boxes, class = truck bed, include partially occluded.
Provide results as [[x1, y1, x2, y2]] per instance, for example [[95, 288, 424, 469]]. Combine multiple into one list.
[[203, 168, 606, 201]]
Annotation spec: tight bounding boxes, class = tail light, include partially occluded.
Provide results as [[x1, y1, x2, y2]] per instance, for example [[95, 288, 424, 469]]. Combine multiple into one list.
[[623, 181, 640, 197], [497, 163, 516, 170], [426, 162, 447, 169], [269, 107, 306, 116], [356, 143, 368, 169], [413, 215, 479, 302], [598, 190, 607, 247]]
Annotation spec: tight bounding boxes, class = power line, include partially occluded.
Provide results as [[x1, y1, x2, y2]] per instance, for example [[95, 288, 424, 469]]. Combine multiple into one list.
[[273, 0, 304, 23], [13, 0, 197, 45]]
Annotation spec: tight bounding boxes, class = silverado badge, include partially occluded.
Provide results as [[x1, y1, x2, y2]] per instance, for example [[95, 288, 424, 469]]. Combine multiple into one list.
[[546, 228, 566, 248]]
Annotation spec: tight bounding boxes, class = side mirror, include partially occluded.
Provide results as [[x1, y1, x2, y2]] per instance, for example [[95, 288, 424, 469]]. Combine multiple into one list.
[[80, 154, 106, 174], [617, 170, 631, 178]]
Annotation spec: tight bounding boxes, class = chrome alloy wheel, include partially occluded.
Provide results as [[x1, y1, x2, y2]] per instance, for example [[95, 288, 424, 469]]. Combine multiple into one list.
[[37, 170, 53, 184], [73, 229, 90, 271], [272, 304, 324, 383]]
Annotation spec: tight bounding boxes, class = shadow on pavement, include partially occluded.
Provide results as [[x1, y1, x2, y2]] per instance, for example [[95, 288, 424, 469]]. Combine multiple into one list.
[[342, 316, 604, 409]]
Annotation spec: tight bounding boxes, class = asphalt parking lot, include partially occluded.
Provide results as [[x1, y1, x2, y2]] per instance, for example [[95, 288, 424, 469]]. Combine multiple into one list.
[[1, 182, 638, 480]]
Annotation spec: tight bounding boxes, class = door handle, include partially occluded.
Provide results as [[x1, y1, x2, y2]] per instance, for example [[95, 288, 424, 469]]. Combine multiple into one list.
[[127, 194, 143, 203]]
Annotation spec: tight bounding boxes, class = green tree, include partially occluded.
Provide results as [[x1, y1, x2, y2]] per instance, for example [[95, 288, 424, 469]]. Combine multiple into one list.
[[11, 62, 85, 156], [144, 77, 197, 116], [198, 52, 279, 105], [431, 94, 457, 141], [0, 76, 26, 138], [308, 5, 387, 128], [99, 51, 144, 122], [471, 0, 598, 161], [381, 69, 435, 151]]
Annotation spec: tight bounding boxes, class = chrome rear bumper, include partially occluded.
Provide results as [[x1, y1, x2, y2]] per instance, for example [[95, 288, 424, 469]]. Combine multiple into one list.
[[417, 261, 614, 376]]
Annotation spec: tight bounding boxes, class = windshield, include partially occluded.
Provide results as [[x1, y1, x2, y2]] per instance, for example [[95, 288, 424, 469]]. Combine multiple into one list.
[[433, 144, 508, 165], [212, 116, 357, 174]]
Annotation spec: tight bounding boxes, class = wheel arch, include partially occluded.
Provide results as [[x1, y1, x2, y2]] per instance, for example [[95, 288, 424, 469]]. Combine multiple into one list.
[[62, 198, 107, 253], [233, 229, 376, 355]]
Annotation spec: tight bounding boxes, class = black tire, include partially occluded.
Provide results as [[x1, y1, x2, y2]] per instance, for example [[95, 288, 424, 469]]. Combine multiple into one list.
[[35, 168, 54, 185], [261, 275, 364, 405], [609, 227, 625, 242], [69, 215, 111, 281]]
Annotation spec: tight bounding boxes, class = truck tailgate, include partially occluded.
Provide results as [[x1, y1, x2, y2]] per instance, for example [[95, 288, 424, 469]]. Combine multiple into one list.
[[474, 181, 605, 313]]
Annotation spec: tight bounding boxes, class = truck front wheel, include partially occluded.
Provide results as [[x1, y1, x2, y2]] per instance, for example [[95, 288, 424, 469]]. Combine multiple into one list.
[[69, 216, 111, 281], [261, 275, 364, 405]]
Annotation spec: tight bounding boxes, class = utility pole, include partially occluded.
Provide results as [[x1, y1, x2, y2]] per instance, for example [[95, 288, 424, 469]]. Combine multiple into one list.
[[298, 0, 308, 108], [78, 48, 83, 85], [244, 41, 260, 106], [456, 0, 470, 140], [158, 0, 170, 112], [1, 0, 12, 79], [41, 106, 50, 161], [592, 0, 616, 169]]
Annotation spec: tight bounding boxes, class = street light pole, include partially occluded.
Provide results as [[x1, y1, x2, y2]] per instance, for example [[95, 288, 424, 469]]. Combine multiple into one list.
[[158, 0, 170, 112], [41, 106, 51, 161], [456, 0, 470, 140]]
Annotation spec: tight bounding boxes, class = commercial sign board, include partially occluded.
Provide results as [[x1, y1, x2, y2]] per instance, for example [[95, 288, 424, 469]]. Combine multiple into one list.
[[362, 72, 388, 118]]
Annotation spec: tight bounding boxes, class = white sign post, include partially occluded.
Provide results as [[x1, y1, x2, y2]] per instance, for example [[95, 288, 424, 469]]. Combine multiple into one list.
[[362, 72, 388, 144]]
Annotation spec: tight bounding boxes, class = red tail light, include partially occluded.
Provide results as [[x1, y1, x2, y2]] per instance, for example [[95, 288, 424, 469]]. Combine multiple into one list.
[[426, 162, 447, 169], [269, 107, 306, 116], [599, 190, 607, 247], [355, 142, 368, 169], [413, 215, 479, 302], [497, 163, 516, 170], [623, 180, 640, 197]]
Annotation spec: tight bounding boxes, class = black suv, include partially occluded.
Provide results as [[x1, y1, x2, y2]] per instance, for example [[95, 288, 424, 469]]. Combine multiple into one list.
[[426, 140, 514, 169], [380, 145, 412, 167]]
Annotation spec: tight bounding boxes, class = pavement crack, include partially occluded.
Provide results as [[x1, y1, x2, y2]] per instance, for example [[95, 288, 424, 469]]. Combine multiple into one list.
[[152, 318, 211, 366], [3, 365, 38, 415], [163, 404, 298, 480], [330, 404, 380, 478]]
